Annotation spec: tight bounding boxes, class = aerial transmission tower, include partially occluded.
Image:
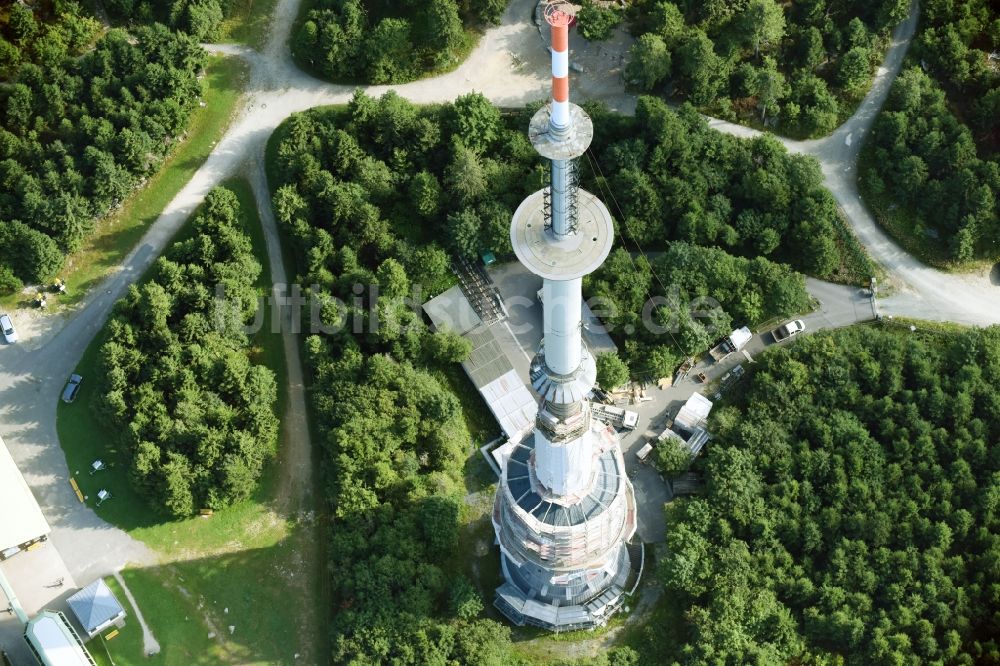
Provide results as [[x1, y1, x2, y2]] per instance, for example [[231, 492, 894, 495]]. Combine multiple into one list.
[[491, 3, 638, 631]]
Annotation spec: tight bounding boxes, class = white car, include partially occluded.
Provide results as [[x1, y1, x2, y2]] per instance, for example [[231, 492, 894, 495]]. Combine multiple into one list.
[[772, 319, 805, 342], [0, 314, 17, 343]]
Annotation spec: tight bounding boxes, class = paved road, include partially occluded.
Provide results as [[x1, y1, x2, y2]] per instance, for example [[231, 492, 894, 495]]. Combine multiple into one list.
[[1, 0, 998, 656]]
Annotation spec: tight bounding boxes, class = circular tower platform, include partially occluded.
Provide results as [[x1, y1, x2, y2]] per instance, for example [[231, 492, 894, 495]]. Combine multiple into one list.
[[528, 104, 594, 161], [510, 188, 614, 281]]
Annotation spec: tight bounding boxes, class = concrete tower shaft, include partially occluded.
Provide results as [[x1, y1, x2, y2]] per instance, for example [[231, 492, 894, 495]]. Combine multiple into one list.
[[493, 3, 638, 631], [509, 1, 614, 499]]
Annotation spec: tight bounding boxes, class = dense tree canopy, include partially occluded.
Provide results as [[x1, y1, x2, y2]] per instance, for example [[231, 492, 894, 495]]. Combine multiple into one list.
[[860, 0, 999, 264], [103, 0, 227, 40], [270, 90, 529, 662], [625, 0, 908, 135], [588, 242, 811, 378], [592, 97, 855, 280], [915, 0, 999, 152], [862, 67, 999, 263], [94, 187, 278, 517], [0, 1, 101, 77], [655, 325, 1000, 663], [292, 0, 507, 84], [596, 351, 630, 390], [0, 8, 207, 288], [578, 0, 623, 42], [304, 341, 518, 663], [270, 90, 540, 296], [269, 91, 878, 658]]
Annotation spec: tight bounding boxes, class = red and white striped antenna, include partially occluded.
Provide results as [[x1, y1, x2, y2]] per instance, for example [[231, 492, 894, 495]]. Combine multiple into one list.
[[545, 2, 573, 132]]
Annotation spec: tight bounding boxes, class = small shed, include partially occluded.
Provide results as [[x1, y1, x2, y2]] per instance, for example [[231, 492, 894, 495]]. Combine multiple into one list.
[[67, 579, 126, 638]]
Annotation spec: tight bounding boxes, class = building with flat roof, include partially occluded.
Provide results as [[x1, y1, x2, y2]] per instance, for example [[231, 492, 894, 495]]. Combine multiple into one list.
[[0, 435, 50, 558], [23, 611, 96, 666]]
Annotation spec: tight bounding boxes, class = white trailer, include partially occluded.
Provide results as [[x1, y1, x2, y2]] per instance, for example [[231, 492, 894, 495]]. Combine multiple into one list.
[[591, 403, 640, 431]]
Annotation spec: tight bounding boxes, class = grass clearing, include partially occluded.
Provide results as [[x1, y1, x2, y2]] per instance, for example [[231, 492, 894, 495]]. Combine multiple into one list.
[[825, 207, 884, 286], [614, 580, 687, 664], [220, 0, 280, 49], [92, 529, 325, 665], [58, 178, 324, 664], [89, 572, 225, 666], [1, 55, 247, 312]]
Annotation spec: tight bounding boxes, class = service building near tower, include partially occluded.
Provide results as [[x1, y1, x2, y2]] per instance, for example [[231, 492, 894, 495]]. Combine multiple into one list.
[[491, 4, 640, 632], [0, 434, 50, 560]]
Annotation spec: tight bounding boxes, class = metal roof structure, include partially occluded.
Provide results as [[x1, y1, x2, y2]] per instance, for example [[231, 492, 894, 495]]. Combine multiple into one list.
[[422, 285, 483, 336], [424, 287, 537, 441], [23, 611, 96, 666], [0, 434, 51, 553], [479, 369, 537, 441], [67, 579, 125, 637], [505, 434, 622, 528]]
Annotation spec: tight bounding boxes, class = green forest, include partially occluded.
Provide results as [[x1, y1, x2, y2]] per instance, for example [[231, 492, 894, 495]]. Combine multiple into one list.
[[103, 0, 230, 40], [264, 90, 878, 661], [92, 187, 279, 517], [624, 0, 908, 136], [860, 0, 999, 266], [0, 2, 208, 292], [270, 90, 512, 663], [292, 0, 507, 84], [642, 324, 1000, 664], [588, 97, 873, 283], [588, 244, 811, 379]]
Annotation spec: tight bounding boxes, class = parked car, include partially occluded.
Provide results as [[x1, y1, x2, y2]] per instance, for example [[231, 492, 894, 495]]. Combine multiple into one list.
[[636, 441, 655, 463], [62, 374, 83, 403], [0, 314, 16, 343], [772, 319, 805, 342], [591, 387, 611, 404]]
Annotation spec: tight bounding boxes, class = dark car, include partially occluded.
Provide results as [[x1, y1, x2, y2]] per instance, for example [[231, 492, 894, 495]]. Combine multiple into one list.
[[62, 374, 83, 403]]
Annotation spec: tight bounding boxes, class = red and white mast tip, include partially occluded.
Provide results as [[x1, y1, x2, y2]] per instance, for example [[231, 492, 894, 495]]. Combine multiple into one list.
[[545, 2, 573, 131]]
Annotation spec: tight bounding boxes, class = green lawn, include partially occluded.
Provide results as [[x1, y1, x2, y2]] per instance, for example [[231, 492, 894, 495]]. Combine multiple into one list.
[[57, 178, 324, 664], [90, 533, 323, 665], [1, 55, 247, 312], [89, 573, 224, 666], [826, 207, 884, 286]]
